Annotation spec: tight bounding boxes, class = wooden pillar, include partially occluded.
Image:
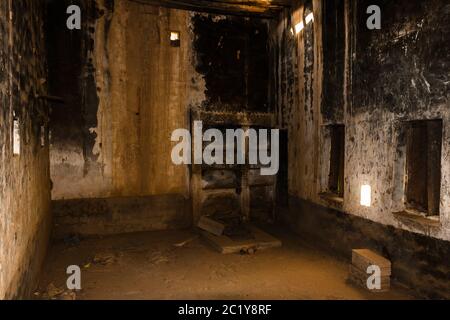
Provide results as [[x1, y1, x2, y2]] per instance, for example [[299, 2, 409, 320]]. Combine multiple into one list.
[[241, 125, 251, 222]]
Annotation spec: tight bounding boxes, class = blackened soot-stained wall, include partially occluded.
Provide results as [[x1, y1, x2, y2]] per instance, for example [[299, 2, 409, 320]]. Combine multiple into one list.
[[49, 0, 272, 201], [192, 15, 270, 112], [273, 0, 450, 298], [47, 0, 272, 237]]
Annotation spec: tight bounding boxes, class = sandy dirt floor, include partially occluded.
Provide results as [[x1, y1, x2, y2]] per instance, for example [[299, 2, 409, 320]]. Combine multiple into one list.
[[36, 226, 416, 300]]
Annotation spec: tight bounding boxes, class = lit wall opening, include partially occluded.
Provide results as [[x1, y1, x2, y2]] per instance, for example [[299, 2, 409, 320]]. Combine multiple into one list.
[[13, 117, 20, 156], [170, 31, 180, 47]]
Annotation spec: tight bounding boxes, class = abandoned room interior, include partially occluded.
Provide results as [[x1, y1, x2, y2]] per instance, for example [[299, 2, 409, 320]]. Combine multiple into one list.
[[0, 0, 449, 301]]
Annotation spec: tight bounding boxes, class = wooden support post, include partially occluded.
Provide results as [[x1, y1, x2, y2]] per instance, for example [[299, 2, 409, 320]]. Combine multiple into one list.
[[241, 125, 251, 222]]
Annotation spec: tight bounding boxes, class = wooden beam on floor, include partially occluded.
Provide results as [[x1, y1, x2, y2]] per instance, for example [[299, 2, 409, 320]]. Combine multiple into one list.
[[201, 226, 282, 254], [127, 0, 289, 18]]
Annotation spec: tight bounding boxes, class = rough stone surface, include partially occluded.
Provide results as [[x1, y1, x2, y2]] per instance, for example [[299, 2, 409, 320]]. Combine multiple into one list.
[[271, 0, 449, 299], [0, 0, 51, 299], [48, 1, 272, 202], [273, 0, 450, 241], [48, 0, 274, 233], [48, 0, 193, 200]]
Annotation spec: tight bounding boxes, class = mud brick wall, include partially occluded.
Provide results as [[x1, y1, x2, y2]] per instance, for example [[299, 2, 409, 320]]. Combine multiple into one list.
[[273, 0, 450, 242], [48, 0, 273, 235], [0, 0, 51, 299], [272, 0, 449, 298], [48, 0, 272, 201]]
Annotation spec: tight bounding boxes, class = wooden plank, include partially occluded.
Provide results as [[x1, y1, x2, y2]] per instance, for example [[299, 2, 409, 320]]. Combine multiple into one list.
[[202, 169, 238, 190], [207, 0, 292, 7], [201, 226, 281, 254], [127, 0, 281, 18], [197, 216, 226, 236]]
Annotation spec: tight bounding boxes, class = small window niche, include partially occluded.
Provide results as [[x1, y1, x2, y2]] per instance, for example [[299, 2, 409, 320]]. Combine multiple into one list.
[[170, 31, 180, 47], [328, 124, 345, 198], [13, 117, 21, 156], [405, 120, 442, 217], [320, 124, 345, 203]]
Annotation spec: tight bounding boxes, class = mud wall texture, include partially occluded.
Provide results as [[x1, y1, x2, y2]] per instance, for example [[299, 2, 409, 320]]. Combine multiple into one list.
[[274, 0, 450, 242], [49, 0, 271, 200], [274, 0, 450, 298], [48, 0, 271, 235], [49, 0, 193, 200], [52, 194, 191, 239], [0, 0, 51, 299]]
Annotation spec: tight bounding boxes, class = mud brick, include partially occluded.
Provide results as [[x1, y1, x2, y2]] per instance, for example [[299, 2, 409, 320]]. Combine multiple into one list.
[[352, 249, 391, 276], [348, 265, 390, 292]]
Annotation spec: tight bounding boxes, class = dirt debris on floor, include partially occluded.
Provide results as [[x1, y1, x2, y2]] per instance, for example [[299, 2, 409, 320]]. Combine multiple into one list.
[[36, 227, 416, 300], [34, 283, 77, 300]]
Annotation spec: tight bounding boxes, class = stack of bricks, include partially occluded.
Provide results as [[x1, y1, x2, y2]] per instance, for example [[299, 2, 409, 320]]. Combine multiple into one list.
[[349, 249, 391, 292]]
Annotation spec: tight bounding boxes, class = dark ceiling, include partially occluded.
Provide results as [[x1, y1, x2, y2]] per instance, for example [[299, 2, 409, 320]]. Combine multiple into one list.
[[128, 0, 293, 18]]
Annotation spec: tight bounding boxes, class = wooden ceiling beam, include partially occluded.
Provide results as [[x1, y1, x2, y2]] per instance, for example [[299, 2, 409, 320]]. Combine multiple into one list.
[[206, 0, 291, 8], [128, 0, 290, 18]]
